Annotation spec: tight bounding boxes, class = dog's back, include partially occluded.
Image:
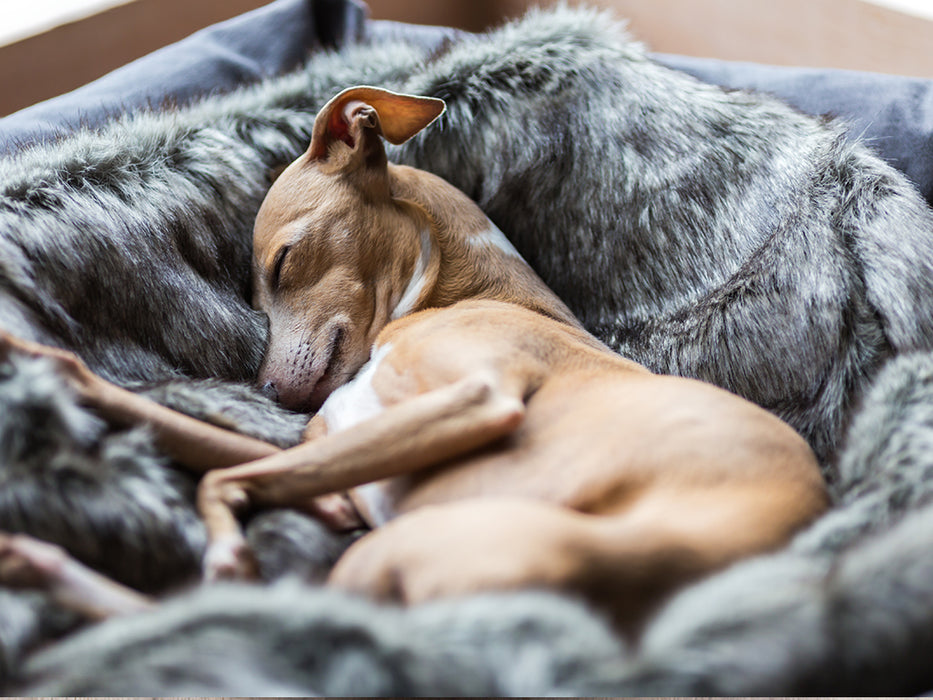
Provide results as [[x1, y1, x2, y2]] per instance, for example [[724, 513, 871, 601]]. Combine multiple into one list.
[[391, 7, 933, 466]]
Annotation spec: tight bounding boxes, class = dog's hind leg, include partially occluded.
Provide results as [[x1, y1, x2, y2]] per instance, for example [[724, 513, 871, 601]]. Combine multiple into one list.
[[329, 480, 826, 634], [0, 533, 153, 621], [197, 373, 525, 580]]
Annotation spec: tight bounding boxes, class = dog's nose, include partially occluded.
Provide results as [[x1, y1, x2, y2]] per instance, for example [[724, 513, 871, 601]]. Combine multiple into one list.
[[259, 380, 279, 402]]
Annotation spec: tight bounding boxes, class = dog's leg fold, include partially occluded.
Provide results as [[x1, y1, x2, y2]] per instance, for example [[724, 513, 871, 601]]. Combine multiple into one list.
[[325, 480, 824, 632], [576, 481, 828, 630], [197, 374, 524, 579]]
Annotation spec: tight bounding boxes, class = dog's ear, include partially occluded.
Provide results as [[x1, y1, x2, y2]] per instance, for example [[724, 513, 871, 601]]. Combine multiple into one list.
[[307, 86, 445, 165]]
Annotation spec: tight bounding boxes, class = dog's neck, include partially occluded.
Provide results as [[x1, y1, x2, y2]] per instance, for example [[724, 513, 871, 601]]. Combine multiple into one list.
[[388, 164, 582, 328]]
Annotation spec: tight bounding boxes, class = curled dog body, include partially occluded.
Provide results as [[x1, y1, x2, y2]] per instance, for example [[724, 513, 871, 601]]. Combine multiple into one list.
[[1, 4, 933, 695]]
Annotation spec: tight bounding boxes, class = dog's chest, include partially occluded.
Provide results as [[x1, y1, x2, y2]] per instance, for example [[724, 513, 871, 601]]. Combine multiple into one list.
[[317, 343, 404, 526], [318, 344, 391, 431], [349, 480, 405, 527]]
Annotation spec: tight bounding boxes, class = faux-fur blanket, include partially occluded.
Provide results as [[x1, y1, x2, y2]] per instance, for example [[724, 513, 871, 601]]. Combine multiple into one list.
[[3, 5, 933, 695]]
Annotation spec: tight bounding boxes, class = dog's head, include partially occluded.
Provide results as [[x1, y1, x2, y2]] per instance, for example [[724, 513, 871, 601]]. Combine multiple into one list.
[[252, 87, 445, 412]]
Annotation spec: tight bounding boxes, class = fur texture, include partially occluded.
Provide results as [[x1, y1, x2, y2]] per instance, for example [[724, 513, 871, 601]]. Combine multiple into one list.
[[584, 351, 933, 696], [1, 4, 933, 695], [12, 353, 933, 694], [389, 16, 933, 468], [0, 354, 204, 592], [17, 585, 624, 696]]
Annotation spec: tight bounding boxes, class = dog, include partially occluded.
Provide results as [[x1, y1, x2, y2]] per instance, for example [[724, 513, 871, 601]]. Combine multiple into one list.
[[0, 4, 929, 590], [1, 5, 933, 693], [0, 86, 829, 634]]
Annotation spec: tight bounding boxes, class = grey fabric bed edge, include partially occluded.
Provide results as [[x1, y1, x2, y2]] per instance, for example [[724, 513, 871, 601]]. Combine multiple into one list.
[[2, 0, 931, 207]]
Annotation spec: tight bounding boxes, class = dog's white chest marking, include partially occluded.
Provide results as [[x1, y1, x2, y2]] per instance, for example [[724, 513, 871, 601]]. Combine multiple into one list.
[[350, 481, 398, 527], [318, 343, 398, 527], [318, 343, 391, 433], [390, 229, 432, 320], [469, 219, 524, 260]]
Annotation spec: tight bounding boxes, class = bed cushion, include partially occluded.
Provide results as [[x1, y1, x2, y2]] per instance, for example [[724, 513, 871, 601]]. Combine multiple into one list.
[[2, 1, 931, 208], [656, 53, 933, 206]]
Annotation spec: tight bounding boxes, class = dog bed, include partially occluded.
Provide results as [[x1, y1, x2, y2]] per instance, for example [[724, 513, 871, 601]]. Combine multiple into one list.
[[3, 0, 933, 694]]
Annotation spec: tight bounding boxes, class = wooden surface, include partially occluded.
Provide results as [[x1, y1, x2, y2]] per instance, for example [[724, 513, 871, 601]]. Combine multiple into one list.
[[365, 0, 505, 32], [368, 0, 933, 78], [583, 0, 933, 78], [4, 0, 933, 117], [0, 0, 271, 116]]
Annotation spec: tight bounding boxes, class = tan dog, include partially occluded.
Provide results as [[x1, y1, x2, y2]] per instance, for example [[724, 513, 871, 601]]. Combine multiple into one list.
[[0, 86, 828, 633]]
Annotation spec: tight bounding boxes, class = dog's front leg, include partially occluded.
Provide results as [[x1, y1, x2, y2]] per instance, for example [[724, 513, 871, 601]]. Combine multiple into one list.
[[0, 332, 280, 470], [197, 374, 525, 580]]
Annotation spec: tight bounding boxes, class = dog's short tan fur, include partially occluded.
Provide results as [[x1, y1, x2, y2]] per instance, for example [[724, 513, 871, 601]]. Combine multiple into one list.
[[0, 87, 828, 633]]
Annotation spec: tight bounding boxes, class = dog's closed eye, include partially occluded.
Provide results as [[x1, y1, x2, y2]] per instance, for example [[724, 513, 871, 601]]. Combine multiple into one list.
[[270, 246, 291, 290]]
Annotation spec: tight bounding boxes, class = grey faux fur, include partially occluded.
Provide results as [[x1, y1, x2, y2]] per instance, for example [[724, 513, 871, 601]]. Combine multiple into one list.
[[2, 4, 933, 695], [585, 351, 933, 695], [19, 585, 625, 696]]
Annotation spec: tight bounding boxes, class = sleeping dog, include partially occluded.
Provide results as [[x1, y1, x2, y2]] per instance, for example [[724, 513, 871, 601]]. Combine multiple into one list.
[[0, 86, 828, 635], [1, 4, 932, 689]]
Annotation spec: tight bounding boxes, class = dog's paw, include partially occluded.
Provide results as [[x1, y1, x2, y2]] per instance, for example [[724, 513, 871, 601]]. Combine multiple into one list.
[[307, 492, 366, 531], [203, 534, 261, 582], [0, 332, 95, 397]]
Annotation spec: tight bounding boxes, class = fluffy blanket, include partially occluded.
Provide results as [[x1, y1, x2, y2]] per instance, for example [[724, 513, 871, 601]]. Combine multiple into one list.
[[2, 2, 933, 695]]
